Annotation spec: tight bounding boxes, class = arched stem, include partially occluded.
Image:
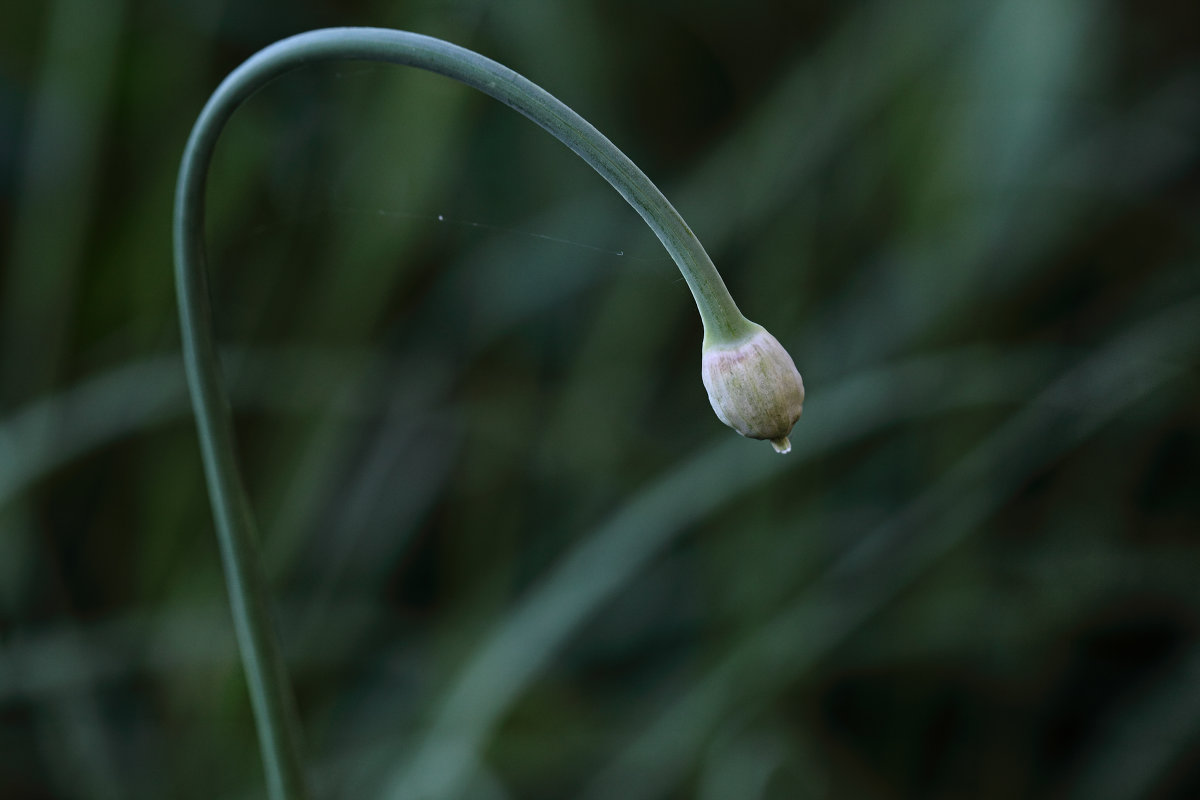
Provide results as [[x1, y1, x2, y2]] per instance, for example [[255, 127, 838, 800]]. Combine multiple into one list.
[[173, 28, 754, 800]]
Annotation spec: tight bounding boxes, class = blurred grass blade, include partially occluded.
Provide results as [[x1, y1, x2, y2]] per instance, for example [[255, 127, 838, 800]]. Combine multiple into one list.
[[1067, 644, 1200, 800], [0, 348, 381, 509], [581, 295, 1200, 800], [1, 0, 127, 405], [380, 346, 1057, 799]]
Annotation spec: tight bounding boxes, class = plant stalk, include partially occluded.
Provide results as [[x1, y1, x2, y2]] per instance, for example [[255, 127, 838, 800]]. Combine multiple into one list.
[[174, 27, 755, 800]]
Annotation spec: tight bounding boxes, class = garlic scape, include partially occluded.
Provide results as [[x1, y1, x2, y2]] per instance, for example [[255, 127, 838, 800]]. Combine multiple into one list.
[[173, 27, 805, 800]]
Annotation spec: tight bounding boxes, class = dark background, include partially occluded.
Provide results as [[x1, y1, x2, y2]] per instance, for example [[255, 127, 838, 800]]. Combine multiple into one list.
[[2, 0, 1199, 798]]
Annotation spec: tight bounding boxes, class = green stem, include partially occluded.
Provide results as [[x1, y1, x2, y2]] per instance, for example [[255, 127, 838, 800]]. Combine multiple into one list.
[[173, 27, 754, 800]]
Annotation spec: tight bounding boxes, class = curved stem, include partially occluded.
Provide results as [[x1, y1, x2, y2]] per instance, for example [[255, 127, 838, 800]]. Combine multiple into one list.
[[173, 27, 754, 800]]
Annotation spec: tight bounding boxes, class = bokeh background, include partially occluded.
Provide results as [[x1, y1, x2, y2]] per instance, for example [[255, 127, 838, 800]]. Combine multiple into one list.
[[2, 0, 1199, 798]]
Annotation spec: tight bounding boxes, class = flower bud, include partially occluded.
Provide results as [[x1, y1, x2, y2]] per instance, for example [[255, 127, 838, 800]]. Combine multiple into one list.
[[702, 327, 805, 453]]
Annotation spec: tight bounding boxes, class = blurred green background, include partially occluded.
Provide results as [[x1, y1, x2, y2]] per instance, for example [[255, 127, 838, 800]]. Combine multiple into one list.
[[2, 0, 1199, 798]]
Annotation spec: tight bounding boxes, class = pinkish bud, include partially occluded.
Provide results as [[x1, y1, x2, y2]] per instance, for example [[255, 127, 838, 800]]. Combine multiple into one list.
[[702, 327, 805, 453]]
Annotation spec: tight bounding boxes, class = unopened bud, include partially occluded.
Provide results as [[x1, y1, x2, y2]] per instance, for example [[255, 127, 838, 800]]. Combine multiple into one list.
[[702, 327, 805, 453]]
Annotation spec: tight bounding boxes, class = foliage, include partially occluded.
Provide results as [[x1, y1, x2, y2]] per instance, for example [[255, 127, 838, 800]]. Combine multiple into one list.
[[2, 1, 1198, 798]]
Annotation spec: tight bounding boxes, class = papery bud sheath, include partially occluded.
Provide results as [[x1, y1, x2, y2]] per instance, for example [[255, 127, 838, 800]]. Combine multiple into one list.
[[702, 327, 805, 453]]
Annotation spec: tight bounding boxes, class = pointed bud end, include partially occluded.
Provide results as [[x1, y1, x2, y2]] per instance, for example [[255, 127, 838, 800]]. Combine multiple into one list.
[[702, 326, 805, 451]]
